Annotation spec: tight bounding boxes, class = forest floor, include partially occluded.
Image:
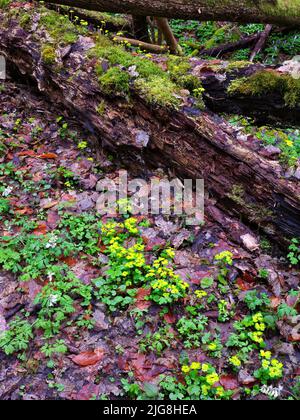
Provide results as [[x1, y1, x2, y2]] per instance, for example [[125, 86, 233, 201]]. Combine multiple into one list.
[[0, 78, 299, 400]]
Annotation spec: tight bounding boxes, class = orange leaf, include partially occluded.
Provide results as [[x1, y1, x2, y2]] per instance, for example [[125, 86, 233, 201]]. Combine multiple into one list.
[[18, 150, 36, 157], [33, 223, 47, 236], [71, 348, 105, 367], [135, 287, 151, 310], [38, 153, 58, 160]]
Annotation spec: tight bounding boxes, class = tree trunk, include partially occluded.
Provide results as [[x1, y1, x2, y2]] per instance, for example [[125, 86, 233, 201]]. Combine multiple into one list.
[[189, 61, 300, 125], [155, 18, 182, 55], [250, 24, 273, 61], [1, 5, 299, 246], [132, 15, 150, 43], [46, 0, 300, 26]]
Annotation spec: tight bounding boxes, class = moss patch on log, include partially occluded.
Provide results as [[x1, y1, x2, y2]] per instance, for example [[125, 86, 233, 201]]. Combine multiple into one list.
[[228, 70, 300, 108], [90, 35, 205, 108]]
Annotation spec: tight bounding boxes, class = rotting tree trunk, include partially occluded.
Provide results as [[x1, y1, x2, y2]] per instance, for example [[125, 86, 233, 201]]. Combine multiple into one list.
[[188, 60, 300, 125], [1, 7, 300, 246], [46, 3, 133, 33], [155, 18, 182, 55], [198, 33, 262, 57], [46, 0, 300, 26]]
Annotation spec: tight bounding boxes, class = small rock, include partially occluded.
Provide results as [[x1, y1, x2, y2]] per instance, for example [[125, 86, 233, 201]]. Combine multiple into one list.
[[93, 310, 109, 331], [294, 167, 300, 180], [135, 130, 150, 148], [261, 145, 282, 158], [240, 234, 260, 252], [238, 370, 256, 385]]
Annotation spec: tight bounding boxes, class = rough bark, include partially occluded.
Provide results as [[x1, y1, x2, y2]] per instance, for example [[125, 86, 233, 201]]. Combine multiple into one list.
[[45, 0, 300, 26], [189, 60, 300, 124], [1, 6, 299, 246], [250, 24, 273, 61], [155, 18, 182, 55]]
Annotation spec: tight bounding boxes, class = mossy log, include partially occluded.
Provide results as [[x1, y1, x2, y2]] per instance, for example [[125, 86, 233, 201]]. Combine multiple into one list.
[[46, 0, 300, 26], [46, 3, 132, 33], [1, 3, 299, 246], [190, 60, 300, 125]]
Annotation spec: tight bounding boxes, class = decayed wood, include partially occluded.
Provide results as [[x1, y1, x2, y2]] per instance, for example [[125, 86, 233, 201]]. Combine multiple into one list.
[[199, 33, 262, 57], [189, 60, 300, 125], [46, 3, 132, 33], [155, 18, 182, 55], [45, 0, 300, 27], [113, 36, 168, 53], [250, 24, 273, 62], [1, 7, 299, 246]]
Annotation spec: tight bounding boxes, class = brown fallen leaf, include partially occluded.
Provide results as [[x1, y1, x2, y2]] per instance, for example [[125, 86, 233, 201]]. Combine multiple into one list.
[[220, 375, 239, 390], [135, 287, 151, 310], [38, 153, 58, 160], [33, 223, 47, 236], [71, 348, 105, 367]]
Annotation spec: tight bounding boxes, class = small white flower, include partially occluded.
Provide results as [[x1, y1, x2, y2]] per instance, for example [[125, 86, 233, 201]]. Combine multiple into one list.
[[45, 234, 58, 249], [2, 186, 13, 197], [48, 294, 59, 307]]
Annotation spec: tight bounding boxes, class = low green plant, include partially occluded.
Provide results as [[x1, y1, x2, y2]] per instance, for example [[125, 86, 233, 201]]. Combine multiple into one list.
[[277, 303, 298, 319], [139, 326, 176, 356], [0, 317, 33, 358], [287, 238, 300, 266], [254, 351, 283, 384], [244, 290, 271, 312], [176, 315, 208, 348], [160, 362, 233, 400], [226, 312, 267, 355]]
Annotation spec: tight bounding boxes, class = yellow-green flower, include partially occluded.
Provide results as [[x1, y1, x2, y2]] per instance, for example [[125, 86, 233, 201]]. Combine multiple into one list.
[[202, 363, 210, 372], [206, 373, 220, 386], [260, 350, 272, 360], [195, 290, 207, 299], [229, 355, 242, 368], [208, 342, 217, 351], [182, 365, 190, 373], [190, 362, 201, 370]]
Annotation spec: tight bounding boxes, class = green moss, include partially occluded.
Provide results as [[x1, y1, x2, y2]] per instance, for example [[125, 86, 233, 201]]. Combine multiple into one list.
[[228, 70, 300, 108], [228, 183, 273, 223], [228, 184, 245, 206], [19, 12, 31, 29], [167, 56, 202, 91], [226, 61, 251, 72], [41, 45, 56, 65], [96, 101, 106, 115], [39, 9, 80, 45], [97, 66, 130, 95], [0, 0, 11, 9], [204, 24, 240, 49], [135, 76, 180, 108], [90, 37, 182, 108]]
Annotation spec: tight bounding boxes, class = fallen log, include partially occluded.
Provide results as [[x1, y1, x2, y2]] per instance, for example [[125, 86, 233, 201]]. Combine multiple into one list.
[[250, 24, 273, 62], [46, 3, 132, 33], [189, 60, 300, 125], [45, 0, 300, 27], [112, 36, 168, 54], [1, 3, 299, 246], [199, 33, 261, 57]]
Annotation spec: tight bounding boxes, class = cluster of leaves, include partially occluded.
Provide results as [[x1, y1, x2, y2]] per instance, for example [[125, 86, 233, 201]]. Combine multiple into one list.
[[287, 238, 300, 266]]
